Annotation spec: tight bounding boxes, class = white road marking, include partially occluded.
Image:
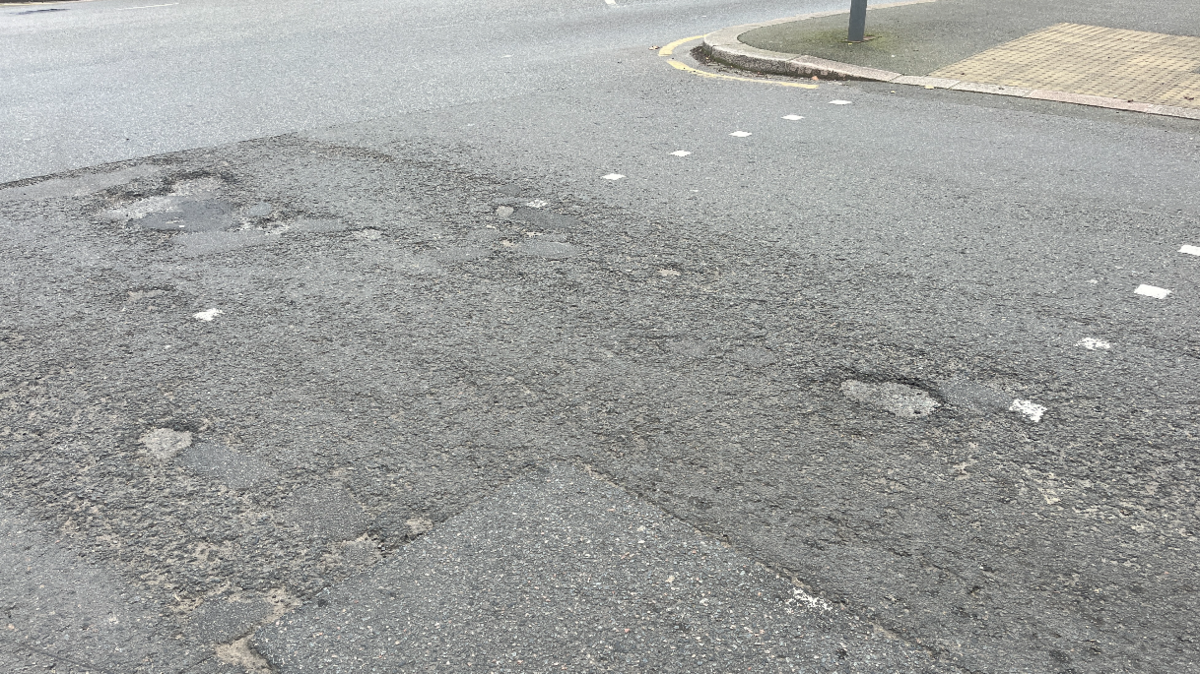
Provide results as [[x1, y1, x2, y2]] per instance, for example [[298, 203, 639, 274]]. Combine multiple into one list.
[[790, 587, 833, 612], [501, 55, 513, 58], [730, 131, 751, 137], [525, 199, 548, 208], [117, 3, 178, 10], [193, 308, 223, 322], [602, 173, 625, 180], [605, 0, 616, 5], [1075, 337, 1111, 350], [1134, 284, 1171, 299], [782, 115, 804, 120], [658, 269, 681, 277], [1180, 244, 1200, 256], [829, 100, 852, 105], [1009, 399, 1046, 423], [670, 150, 691, 157]]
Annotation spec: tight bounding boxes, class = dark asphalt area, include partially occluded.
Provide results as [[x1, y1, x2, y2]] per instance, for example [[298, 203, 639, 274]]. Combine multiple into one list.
[[739, 0, 1200, 76], [2, 1, 1200, 673]]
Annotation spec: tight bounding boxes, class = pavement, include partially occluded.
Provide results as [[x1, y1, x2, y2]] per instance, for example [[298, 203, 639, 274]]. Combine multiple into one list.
[[702, 0, 1200, 118]]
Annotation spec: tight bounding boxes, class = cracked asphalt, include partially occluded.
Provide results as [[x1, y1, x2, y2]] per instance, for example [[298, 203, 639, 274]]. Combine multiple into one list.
[[2, 0, 1198, 673]]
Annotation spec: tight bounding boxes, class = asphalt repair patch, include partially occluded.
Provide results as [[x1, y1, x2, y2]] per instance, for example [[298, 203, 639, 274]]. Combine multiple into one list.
[[253, 464, 950, 673]]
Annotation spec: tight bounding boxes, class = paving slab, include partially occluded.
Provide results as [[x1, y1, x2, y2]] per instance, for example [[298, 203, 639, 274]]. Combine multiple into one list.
[[253, 464, 956, 673], [930, 23, 1200, 109]]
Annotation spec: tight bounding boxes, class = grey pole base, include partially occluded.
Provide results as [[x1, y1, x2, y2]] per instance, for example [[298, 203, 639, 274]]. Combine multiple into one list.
[[848, 0, 868, 42]]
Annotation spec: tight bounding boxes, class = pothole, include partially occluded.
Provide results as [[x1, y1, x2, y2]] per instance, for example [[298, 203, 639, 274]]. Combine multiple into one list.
[[137, 199, 236, 231], [215, 635, 273, 673], [840, 380, 939, 418], [137, 428, 193, 460]]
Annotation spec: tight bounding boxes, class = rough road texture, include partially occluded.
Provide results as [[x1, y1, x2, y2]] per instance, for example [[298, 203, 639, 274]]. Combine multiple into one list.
[[2, 128, 1197, 674]]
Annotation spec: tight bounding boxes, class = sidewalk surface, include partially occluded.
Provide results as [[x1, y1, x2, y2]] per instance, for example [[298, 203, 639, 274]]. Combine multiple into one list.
[[717, 0, 1200, 114]]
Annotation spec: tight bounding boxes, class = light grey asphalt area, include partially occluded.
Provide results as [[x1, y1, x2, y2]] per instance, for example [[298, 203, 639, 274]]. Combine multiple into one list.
[[2, 2, 1200, 674], [254, 463, 955, 673], [0, 0, 846, 183]]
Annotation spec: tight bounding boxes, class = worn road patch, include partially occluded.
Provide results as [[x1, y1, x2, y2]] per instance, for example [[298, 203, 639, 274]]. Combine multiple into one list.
[[254, 464, 952, 673]]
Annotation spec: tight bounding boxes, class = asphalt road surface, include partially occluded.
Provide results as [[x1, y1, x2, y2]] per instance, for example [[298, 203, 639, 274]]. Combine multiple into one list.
[[2, 1, 1198, 673]]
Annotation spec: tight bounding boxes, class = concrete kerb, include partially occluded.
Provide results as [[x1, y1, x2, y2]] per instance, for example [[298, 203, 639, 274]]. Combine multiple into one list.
[[699, 3, 1200, 121]]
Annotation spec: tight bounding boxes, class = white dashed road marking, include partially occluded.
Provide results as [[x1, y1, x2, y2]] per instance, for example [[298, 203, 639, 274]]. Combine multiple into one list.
[[829, 100, 852, 105], [1075, 338, 1111, 350], [193, 308, 223, 322], [1009, 399, 1047, 423], [602, 174, 625, 180], [525, 200, 548, 208], [1180, 244, 1200, 256], [1134, 284, 1171, 299], [782, 115, 804, 120], [670, 150, 691, 157], [730, 131, 751, 137]]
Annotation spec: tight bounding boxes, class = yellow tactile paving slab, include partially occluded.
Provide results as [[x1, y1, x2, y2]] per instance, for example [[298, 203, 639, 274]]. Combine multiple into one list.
[[931, 23, 1200, 109]]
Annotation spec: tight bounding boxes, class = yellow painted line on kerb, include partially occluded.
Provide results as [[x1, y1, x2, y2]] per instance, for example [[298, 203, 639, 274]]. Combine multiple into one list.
[[658, 35, 819, 89]]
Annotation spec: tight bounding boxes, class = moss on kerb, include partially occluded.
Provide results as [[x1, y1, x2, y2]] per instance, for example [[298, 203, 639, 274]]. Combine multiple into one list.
[[742, 27, 892, 55]]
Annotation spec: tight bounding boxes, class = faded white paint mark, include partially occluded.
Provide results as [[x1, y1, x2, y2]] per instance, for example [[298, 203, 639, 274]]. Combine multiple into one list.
[[1076, 337, 1111, 350], [1134, 284, 1170, 299], [193, 308, 223, 322], [605, 0, 616, 5], [790, 587, 833, 612], [501, 55, 513, 58], [658, 269, 681, 277], [829, 100, 852, 105], [602, 174, 625, 180], [117, 3, 178, 10], [525, 199, 548, 208], [782, 115, 804, 120], [1009, 399, 1046, 423], [1180, 244, 1200, 256], [729, 131, 752, 137], [1087, 279, 1098, 284], [670, 150, 691, 157]]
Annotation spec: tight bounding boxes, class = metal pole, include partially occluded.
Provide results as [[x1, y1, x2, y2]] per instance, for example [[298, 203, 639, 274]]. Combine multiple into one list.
[[848, 0, 868, 42]]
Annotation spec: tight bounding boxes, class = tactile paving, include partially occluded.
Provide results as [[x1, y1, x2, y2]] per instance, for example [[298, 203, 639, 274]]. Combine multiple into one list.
[[931, 23, 1200, 109]]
